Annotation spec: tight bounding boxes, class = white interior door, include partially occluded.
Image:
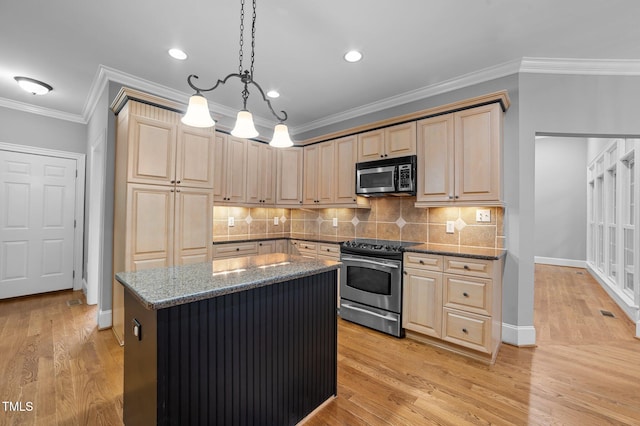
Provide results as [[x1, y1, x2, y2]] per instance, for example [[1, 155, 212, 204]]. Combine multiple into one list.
[[0, 150, 77, 299]]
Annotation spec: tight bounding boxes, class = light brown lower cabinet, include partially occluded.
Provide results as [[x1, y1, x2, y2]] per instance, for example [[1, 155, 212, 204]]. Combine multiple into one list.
[[402, 252, 503, 364]]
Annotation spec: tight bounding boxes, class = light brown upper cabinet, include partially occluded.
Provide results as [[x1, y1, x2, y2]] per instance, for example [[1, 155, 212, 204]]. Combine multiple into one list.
[[357, 122, 416, 162], [213, 132, 247, 203], [276, 147, 304, 206], [245, 140, 276, 205], [303, 143, 335, 206], [333, 135, 359, 204], [415, 103, 503, 206], [127, 115, 215, 188]]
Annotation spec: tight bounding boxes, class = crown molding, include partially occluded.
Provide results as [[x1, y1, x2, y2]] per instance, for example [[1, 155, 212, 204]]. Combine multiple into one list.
[[290, 59, 522, 135], [0, 97, 85, 123], [520, 57, 640, 75], [3, 58, 640, 130]]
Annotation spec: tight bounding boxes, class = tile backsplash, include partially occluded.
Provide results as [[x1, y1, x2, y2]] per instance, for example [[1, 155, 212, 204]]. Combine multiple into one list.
[[213, 197, 504, 249]]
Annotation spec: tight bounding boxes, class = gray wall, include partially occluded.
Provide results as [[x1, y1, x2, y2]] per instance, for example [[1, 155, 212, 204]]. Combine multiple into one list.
[[534, 137, 587, 262], [0, 106, 86, 153], [518, 73, 640, 335]]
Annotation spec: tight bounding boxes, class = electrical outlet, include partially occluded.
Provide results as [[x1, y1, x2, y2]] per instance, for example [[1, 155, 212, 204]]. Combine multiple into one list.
[[273, 216, 279, 225], [446, 221, 455, 234], [332, 217, 338, 227], [476, 209, 491, 222], [228, 217, 235, 227]]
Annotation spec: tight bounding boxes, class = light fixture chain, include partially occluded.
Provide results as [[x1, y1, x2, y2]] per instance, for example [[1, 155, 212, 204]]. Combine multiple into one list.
[[238, 0, 245, 74], [250, 0, 256, 80]]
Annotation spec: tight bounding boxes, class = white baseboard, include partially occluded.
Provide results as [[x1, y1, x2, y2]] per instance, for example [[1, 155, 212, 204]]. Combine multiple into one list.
[[98, 309, 112, 330], [502, 323, 536, 346], [534, 256, 587, 268]]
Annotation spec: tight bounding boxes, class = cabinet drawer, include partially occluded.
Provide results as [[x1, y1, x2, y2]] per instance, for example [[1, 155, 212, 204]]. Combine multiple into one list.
[[443, 275, 492, 316], [318, 243, 340, 259], [213, 242, 258, 258], [442, 308, 491, 354], [443, 256, 493, 278], [403, 253, 443, 271]]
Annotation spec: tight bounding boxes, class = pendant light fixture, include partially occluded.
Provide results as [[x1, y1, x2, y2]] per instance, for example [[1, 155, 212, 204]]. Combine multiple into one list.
[[181, 0, 293, 147]]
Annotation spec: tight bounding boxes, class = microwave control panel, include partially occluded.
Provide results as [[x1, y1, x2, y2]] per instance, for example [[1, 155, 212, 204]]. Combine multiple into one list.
[[397, 164, 413, 191]]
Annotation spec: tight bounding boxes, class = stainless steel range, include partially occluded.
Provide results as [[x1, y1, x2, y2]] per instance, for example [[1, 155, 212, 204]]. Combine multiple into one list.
[[339, 239, 416, 337]]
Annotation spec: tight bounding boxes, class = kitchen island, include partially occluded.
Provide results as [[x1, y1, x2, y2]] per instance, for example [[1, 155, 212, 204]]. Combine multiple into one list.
[[115, 253, 340, 426]]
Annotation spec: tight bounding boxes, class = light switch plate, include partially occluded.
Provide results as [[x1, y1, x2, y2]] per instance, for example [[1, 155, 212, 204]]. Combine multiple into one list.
[[446, 221, 455, 234], [476, 209, 491, 222], [228, 217, 235, 227]]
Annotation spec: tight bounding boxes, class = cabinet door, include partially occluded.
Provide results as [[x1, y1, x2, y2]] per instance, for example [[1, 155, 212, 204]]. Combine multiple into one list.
[[176, 126, 215, 189], [276, 148, 303, 206], [334, 136, 358, 204], [402, 267, 442, 338], [257, 240, 276, 254], [245, 141, 262, 204], [225, 136, 247, 203], [317, 142, 335, 204], [174, 187, 213, 265], [416, 114, 455, 203], [260, 144, 276, 205], [213, 132, 228, 202], [303, 145, 319, 205], [125, 184, 174, 271], [454, 103, 501, 202], [384, 122, 416, 158], [246, 142, 277, 205], [128, 115, 176, 185], [357, 129, 385, 162]]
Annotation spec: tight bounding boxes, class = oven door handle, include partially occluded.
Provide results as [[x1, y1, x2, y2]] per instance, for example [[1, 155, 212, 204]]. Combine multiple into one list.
[[341, 257, 399, 269], [341, 303, 399, 322]]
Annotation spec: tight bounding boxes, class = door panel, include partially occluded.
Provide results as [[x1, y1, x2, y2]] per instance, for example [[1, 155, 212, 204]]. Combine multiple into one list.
[[0, 150, 76, 298]]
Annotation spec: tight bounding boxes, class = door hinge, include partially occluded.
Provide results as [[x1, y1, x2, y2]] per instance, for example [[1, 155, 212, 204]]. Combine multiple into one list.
[[72, 270, 75, 279], [74, 220, 77, 228], [75, 169, 78, 177]]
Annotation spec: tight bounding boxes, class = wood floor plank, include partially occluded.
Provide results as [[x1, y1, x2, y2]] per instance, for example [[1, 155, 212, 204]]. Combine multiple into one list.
[[1, 265, 639, 425]]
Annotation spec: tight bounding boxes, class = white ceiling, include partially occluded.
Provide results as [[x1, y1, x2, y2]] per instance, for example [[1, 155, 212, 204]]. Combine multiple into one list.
[[2, 0, 640, 137]]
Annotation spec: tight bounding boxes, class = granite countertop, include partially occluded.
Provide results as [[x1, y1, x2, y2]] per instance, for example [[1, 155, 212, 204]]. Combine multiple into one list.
[[404, 243, 506, 260], [115, 253, 340, 310]]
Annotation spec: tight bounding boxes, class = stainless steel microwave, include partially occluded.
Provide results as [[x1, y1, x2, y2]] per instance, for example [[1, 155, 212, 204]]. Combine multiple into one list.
[[355, 155, 416, 197]]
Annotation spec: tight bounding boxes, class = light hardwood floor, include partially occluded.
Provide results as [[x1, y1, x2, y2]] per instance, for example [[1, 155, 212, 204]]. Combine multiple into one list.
[[1, 265, 638, 425]]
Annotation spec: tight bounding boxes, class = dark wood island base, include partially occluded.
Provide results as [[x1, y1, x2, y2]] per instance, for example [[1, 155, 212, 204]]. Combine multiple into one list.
[[117, 255, 338, 425]]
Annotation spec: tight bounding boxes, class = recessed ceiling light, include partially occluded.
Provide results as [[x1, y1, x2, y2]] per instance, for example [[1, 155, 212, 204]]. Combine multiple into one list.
[[169, 48, 188, 60], [14, 76, 53, 95], [344, 50, 363, 63], [266, 90, 280, 98]]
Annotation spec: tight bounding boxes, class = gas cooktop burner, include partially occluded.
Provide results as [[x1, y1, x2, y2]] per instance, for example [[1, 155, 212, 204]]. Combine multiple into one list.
[[340, 239, 418, 258]]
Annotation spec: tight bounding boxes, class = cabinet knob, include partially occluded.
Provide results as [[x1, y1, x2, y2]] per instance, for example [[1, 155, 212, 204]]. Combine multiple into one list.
[[463, 292, 469, 297], [170, 180, 176, 184], [403, 270, 407, 275], [176, 189, 181, 192], [380, 155, 384, 158], [463, 265, 470, 270], [448, 195, 454, 199], [419, 260, 424, 265], [326, 248, 330, 252], [385, 154, 388, 157], [259, 243, 263, 246], [462, 328, 468, 334], [236, 248, 240, 251], [176, 180, 181, 184], [455, 195, 459, 199]]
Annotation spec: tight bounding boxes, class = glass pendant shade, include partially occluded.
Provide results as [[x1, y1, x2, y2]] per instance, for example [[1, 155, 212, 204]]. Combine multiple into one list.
[[231, 110, 259, 138], [269, 124, 293, 148], [181, 94, 215, 127]]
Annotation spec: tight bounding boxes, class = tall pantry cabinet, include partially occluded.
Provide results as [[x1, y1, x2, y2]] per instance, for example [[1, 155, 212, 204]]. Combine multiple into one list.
[[110, 88, 215, 344]]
